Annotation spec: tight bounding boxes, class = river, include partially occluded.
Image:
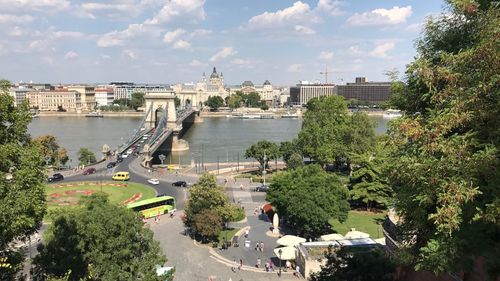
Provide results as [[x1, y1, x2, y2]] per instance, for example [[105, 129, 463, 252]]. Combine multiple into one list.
[[28, 115, 390, 165]]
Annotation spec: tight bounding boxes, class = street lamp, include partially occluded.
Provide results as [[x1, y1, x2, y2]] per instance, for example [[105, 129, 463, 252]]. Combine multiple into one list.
[[278, 248, 282, 277]]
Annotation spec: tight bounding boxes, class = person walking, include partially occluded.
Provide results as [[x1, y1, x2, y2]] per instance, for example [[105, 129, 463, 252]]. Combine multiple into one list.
[[295, 265, 300, 278], [239, 259, 243, 270], [260, 241, 264, 252], [244, 229, 249, 238], [232, 259, 237, 272], [285, 260, 291, 272], [256, 258, 261, 268]]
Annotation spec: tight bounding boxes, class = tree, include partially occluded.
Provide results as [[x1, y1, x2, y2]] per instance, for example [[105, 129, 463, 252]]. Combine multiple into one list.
[[266, 165, 350, 238], [33, 135, 69, 167], [174, 96, 181, 108], [279, 140, 301, 164], [129, 92, 144, 110], [0, 80, 46, 280], [287, 152, 304, 170], [192, 210, 223, 242], [310, 247, 396, 281], [245, 92, 262, 107], [298, 96, 376, 169], [227, 94, 243, 109], [260, 102, 269, 111], [204, 96, 224, 111], [34, 194, 165, 280], [113, 98, 129, 107], [77, 148, 96, 165], [384, 1, 500, 277], [245, 140, 280, 171]]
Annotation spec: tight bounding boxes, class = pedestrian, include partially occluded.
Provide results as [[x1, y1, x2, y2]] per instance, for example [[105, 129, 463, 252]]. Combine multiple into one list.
[[156, 213, 160, 224], [260, 241, 264, 252], [255, 242, 259, 251], [244, 229, 249, 238], [249, 177, 252, 183], [240, 184, 243, 190], [239, 259, 243, 270], [265, 262, 269, 272], [254, 207, 259, 216], [234, 178, 237, 184], [232, 259, 237, 272], [256, 258, 261, 268], [269, 260, 274, 271], [295, 265, 300, 278], [286, 260, 291, 271]]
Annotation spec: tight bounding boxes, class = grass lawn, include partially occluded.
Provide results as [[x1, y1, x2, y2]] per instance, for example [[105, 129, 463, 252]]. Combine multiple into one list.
[[45, 181, 156, 213], [218, 228, 240, 246], [329, 211, 386, 239]]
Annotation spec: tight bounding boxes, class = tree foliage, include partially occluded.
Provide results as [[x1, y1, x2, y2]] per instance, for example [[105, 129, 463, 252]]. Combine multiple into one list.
[[77, 148, 96, 165], [266, 165, 350, 238], [298, 96, 376, 168], [204, 96, 224, 111], [0, 79, 46, 280], [192, 210, 223, 242], [227, 91, 264, 108], [34, 193, 165, 281], [310, 247, 396, 281], [245, 140, 280, 171], [385, 1, 500, 276], [33, 135, 69, 167], [129, 92, 145, 110]]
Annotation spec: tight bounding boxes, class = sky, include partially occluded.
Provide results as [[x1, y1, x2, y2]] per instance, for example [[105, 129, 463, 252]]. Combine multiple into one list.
[[0, 0, 446, 86]]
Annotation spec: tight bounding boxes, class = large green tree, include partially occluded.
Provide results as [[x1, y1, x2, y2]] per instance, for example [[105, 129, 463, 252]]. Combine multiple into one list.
[[298, 96, 376, 168], [34, 194, 165, 280], [129, 92, 145, 110], [33, 135, 69, 167], [245, 140, 280, 171], [385, 0, 500, 277], [204, 96, 224, 111], [266, 165, 350, 238], [310, 247, 396, 281], [77, 148, 96, 165], [0, 80, 46, 279]]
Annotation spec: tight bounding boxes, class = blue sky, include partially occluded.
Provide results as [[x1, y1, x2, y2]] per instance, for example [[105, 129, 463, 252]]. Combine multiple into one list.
[[0, 0, 445, 85]]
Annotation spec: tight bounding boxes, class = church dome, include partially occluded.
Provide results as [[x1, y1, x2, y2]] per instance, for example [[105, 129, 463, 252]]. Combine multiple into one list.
[[263, 80, 271, 85], [242, 80, 254, 87], [210, 67, 219, 79]]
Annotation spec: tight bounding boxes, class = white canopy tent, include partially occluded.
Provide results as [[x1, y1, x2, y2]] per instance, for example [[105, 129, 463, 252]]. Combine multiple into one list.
[[344, 229, 370, 239], [319, 233, 345, 241], [274, 246, 296, 260], [276, 235, 306, 247]]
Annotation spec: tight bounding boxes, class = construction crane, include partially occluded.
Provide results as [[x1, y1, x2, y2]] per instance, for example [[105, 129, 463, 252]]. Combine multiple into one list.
[[320, 65, 331, 84]]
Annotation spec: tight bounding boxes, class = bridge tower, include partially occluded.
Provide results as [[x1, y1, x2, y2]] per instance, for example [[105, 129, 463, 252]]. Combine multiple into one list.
[[143, 92, 177, 130]]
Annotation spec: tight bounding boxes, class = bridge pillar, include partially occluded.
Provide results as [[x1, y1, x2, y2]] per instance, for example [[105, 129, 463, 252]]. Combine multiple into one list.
[[143, 92, 177, 130], [194, 112, 203, 123], [171, 131, 189, 152]]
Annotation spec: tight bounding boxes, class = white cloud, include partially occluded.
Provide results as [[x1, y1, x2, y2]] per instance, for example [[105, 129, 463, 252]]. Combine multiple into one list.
[[0, 14, 34, 24], [348, 45, 361, 55], [316, 0, 343, 16], [247, 1, 316, 29], [8, 26, 24, 36], [231, 58, 255, 69], [97, 23, 148, 47], [210, 47, 236, 62], [189, 59, 202, 66], [190, 29, 212, 37], [0, 0, 70, 12], [406, 22, 424, 33], [172, 40, 191, 50], [369, 42, 395, 58], [123, 49, 137, 60], [294, 25, 316, 35], [347, 6, 412, 26], [51, 31, 86, 39], [101, 54, 111, 60], [287, 64, 302, 72], [318, 51, 334, 60], [64, 51, 78, 59], [163, 29, 186, 44], [145, 0, 206, 25]]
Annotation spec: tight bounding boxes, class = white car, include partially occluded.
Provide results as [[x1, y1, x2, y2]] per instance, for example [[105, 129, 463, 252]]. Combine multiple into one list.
[[127, 148, 133, 154], [121, 153, 129, 159], [148, 178, 160, 185]]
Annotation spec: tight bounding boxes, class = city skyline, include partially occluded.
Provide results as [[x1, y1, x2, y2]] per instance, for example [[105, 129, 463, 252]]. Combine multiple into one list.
[[0, 0, 444, 85]]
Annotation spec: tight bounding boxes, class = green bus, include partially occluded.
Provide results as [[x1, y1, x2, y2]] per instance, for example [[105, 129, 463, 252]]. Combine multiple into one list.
[[127, 195, 176, 219]]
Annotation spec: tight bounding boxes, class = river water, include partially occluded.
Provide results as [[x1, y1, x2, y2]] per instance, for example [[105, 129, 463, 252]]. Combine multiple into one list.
[[28, 116, 390, 165]]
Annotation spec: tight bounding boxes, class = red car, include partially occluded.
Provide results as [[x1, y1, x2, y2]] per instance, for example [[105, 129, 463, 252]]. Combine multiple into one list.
[[82, 167, 97, 175]]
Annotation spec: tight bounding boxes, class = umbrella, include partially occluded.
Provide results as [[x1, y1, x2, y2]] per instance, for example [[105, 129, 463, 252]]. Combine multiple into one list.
[[344, 228, 370, 239], [319, 233, 345, 241], [276, 235, 306, 247], [274, 246, 296, 260]]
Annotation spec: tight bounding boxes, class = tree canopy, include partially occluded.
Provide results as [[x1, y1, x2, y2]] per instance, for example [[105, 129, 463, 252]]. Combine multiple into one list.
[[245, 140, 280, 171], [33, 135, 69, 167], [0, 80, 46, 280], [384, 0, 500, 277], [266, 165, 350, 238], [204, 96, 224, 111], [34, 193, 165, 280], [77, 148, 96, 165], [129, 92, 145, 111], [297, 96, 376, 168]]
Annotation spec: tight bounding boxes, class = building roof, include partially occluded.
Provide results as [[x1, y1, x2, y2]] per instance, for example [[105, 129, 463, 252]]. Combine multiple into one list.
[[242, 80, 254, 87], [263, 80, 271, 85], [210, 67, 219, 78]]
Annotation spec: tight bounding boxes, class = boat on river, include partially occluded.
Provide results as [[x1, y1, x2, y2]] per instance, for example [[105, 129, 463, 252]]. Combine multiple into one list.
[[383, 109, 403, 119], [85, 111, 103, 118]]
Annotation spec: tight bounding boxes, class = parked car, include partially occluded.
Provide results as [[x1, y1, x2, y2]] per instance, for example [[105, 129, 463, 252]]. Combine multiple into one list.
[[121, 153, 129, 159], [116, 157, 123, 163], [172, 181, 187, 187], [48, 173, 64, 182], [82, 167, 96, 175], [127, 148, 133, 154], [106, 162, 117, 169], [255, 184, 269, 192], [148, 178, 160, 185]]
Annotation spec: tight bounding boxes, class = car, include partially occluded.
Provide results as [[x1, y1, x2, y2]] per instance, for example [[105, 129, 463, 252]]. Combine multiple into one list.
[[148, 178, 160, 185], [255, 184, 269, 192], [142, 136, 149, 140], [82, 167, 96, 175], [172, 181, 187, 187], [116, 157, 123, 163], [106, 162, 117, 169], [127, 149, 133, 154], [112, 171, 130, 181], [48, 173, 64, 182], [156, 193, 168, 197], [121, 153, 129, 159]]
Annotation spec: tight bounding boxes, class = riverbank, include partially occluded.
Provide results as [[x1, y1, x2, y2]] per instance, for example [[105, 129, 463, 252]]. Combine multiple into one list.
[[38, 111, 143, 117], [200, 108, 385, 118]]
